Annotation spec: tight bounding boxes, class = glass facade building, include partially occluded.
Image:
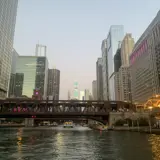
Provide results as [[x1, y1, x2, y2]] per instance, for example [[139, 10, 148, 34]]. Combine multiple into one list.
[[14, 56, 48, 98], [0, 0, 18, 98], [8, 49, 19, 97], [16, 56, 37, 97], [107, 25, 124, 100]]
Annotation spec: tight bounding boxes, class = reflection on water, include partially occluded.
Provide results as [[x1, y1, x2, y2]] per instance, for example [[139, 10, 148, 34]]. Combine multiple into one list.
[[0, 128, 158, 160], [16, 128, 23, 159], [149, 134, 160, 160]]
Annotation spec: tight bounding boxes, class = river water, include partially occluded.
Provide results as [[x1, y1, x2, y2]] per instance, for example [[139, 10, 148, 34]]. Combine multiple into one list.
[[0, 127, 160, 160]]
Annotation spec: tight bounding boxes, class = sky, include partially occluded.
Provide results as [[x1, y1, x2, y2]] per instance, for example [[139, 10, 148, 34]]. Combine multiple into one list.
[[14, 0, 160, 99]]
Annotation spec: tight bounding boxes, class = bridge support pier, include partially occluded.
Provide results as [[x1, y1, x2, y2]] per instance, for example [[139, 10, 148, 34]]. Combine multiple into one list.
[[25, 118, 34, 127], [109, 112, 124, 127]]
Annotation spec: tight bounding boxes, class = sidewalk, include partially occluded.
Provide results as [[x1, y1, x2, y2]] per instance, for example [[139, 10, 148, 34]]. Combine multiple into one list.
[[110, 126, 160, 134]]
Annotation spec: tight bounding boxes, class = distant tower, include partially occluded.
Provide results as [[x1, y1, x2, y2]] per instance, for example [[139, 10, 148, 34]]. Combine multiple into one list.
[[68, 90, 71, 100], [47, 68, 60, 100], [73, 82, 79, 100], [35, 44, 47, 57]]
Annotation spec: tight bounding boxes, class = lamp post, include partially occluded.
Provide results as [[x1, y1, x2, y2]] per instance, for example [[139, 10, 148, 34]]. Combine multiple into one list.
[[148, 106, 152, 133], [137, 116, 140, 132], [132, 112, 134, 130]]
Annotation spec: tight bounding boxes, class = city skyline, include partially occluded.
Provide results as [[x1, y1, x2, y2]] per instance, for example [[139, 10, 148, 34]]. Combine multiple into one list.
[[13, 0, 160, 99]]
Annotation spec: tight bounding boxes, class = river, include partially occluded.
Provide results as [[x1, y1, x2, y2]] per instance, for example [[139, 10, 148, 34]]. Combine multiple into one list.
[[0, 127, 159, 160]]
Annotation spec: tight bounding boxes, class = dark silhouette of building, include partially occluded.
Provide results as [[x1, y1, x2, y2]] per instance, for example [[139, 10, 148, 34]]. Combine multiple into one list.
[[47, 69, 60, 100], [35, 57, 48, 98], [14, 73, 24, 97], [114, 48, 121, 72], [96, 58, 103, 100]]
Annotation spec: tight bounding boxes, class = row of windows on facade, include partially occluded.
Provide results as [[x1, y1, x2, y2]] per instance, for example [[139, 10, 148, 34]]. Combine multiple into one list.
[[130, 25, 160, 65]]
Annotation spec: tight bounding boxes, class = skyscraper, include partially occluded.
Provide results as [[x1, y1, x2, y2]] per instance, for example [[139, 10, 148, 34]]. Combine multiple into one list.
[[73, 82, 79, 100], [107, 25, 124, 100], [101, 39, 109, 100], [14, 56, 48, 98], [79, 91, 85, 100], [119, 66, 131, 101], [92, 80, 97, 100], [68, 90, 71, 100], [119, 33, 134, 102], [114, 47, 121, 101], [84, 89, 90, 100], [96, 58, 103, 100], [130, 10, 160, 103], [121, 34, 135, 66], [8, 49, 19, 97], [47, 69, 60, 100], [0, 0, 18, 99]]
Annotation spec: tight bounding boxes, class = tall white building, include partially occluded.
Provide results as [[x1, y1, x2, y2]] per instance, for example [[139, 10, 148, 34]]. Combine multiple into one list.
[[119, 34, 134, 102], [79, 91, 85, 100], [8, 49, 19, 97], [0, 0, 18, 98], [84, 89, 90, 100], [121, 34, 135, 66]]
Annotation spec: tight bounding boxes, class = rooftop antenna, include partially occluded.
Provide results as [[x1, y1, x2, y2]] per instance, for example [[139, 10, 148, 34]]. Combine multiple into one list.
[[35, 42, 47, 57]]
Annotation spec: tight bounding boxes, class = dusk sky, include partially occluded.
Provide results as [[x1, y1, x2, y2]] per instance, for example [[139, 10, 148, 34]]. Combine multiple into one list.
[[14, 0, 160, 99]]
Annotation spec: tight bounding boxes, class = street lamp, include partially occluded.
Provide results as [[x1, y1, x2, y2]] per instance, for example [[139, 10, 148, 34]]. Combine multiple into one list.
[[148, 106, 153, 133], [156, 94, 159, 98]]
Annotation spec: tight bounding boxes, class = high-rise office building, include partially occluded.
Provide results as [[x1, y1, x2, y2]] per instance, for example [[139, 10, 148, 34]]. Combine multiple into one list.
[[79, 91, 85, 100], [14, 56, 48, 98], [119, 33, 134, 102], [130, 10, 160, 103], [84, 89, 90, 100], [101, 39, 109, 100], [114, 72, 120, 101], [114, 48, 121, 100], [96, 58, 103, 100], [68, 90, 71, 100], [119, 66, 131, 101], [92, 80, 97, 100], [0, 0, 18, 99], [89, 93, 93, 100], [107, 25, 124, 100], [47, 69, 60, 100], [73, 82, 79, 100], [121, 34, 135, 66], [114, 48, 121, 73], [8, 49, 19, 97]]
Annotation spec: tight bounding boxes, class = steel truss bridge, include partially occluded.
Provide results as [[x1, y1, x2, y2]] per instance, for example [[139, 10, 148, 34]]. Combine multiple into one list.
[[0, 100, 134, 121]]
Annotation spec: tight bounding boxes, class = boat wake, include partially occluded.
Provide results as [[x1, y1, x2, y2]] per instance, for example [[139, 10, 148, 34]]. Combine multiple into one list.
[[52, 126, 92, 131]]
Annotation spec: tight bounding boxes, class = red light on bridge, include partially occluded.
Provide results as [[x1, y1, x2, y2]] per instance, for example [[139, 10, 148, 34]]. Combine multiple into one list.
[[31, 116, 36, 118]]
